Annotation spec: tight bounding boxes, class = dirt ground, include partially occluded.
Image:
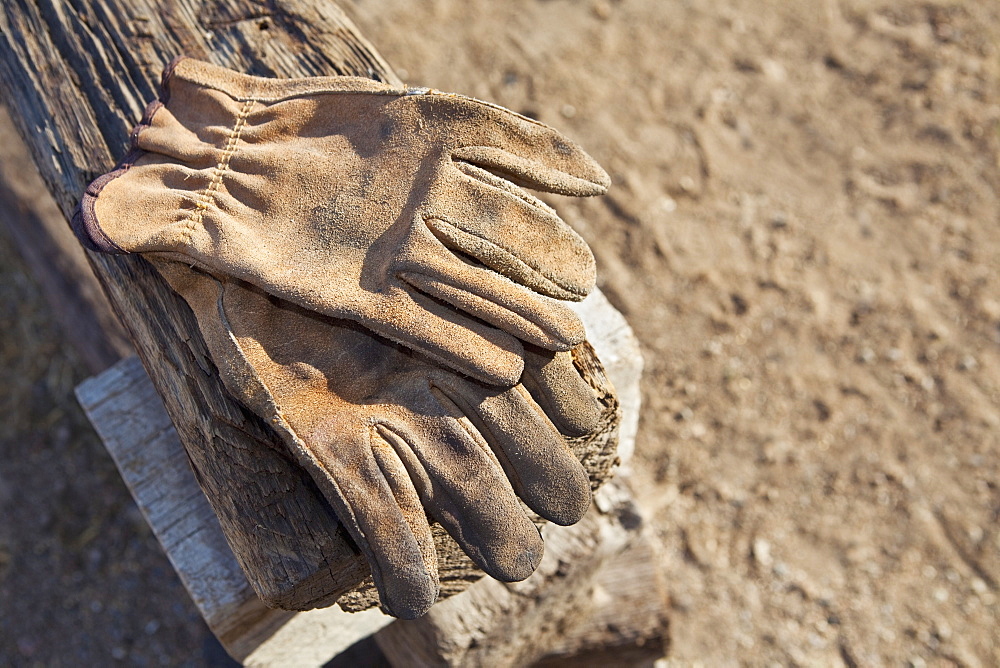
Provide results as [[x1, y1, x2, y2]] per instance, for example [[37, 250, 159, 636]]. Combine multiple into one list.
[[2, 0, 999, 665]]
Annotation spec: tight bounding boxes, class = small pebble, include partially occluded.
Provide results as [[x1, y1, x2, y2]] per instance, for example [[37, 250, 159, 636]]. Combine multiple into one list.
[[753, 538, 773, 567]]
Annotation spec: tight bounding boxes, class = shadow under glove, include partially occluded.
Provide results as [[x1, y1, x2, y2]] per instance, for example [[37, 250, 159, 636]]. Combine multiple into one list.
[[153, 260, 604, 619], [75, 57, 610, 386]]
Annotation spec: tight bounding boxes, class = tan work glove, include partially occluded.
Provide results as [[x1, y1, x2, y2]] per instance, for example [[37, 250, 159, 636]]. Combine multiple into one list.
[[153, 260, 604, 619], [74, 57, 610, 386]]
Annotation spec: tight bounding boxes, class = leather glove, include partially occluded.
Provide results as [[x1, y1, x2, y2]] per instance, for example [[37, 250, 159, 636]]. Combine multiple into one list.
[[74, 57, 610, 386], [153, 260, 604, 619]]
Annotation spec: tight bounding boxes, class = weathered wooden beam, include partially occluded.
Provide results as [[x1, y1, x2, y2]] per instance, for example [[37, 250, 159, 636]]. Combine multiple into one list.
[[0, 0, 622, 619]]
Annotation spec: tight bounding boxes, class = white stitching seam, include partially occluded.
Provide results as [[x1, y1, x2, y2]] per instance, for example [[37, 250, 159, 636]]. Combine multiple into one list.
[[181, 97, 256, 244]]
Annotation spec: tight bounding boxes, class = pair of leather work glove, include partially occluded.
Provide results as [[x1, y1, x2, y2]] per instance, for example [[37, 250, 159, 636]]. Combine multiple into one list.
[[75, 57, 611, 619]]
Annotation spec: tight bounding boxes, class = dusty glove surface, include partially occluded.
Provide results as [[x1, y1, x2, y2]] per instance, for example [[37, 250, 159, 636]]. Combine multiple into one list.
[[74, 57, 610, 386], [153, 260, 603, 619]]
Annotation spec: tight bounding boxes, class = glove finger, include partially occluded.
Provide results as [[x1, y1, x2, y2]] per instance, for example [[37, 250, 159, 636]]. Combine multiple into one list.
[[378, 415, 544, 583], [429, 164, 596, 300], [521, 344, 604, 438], [415, 93, 610, 196], [431, 376, 592, 526], [450, 144, 609, 197], [397, 248, 585, 352], [365, 289, 526, 387], [308, 426, 440, 620]]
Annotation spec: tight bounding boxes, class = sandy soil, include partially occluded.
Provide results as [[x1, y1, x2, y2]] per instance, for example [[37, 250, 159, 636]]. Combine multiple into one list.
[[2, 0, 999, 665]]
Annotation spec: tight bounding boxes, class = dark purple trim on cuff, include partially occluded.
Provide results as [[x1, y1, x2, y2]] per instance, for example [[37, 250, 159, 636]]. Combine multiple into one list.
[[71, 57, 188, 253], [72, 167, 130, 253]]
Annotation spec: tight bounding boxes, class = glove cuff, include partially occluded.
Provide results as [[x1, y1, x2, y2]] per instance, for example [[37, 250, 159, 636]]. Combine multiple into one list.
[[71, 95, 165, 253]]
